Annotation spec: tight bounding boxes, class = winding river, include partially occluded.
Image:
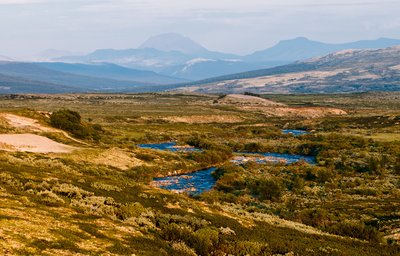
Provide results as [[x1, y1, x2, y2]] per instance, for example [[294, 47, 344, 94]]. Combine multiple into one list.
[[282, 129, 310, 136], [152, 167, 217, 196], [138, 142, 202, 152], [141, 131, 315, 195]]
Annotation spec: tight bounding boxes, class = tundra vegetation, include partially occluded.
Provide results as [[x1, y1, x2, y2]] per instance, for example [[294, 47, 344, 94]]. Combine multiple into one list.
[[0, 92, 399, 255]]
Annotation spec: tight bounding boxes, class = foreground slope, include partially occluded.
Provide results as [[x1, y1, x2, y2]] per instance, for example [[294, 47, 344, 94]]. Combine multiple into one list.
[[176, 46, 400, 94], [0, 93, 399, 255]]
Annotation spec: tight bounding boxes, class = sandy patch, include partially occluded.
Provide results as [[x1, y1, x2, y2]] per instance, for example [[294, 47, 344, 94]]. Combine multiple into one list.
[[178, 70, 348, 93], [390, 64, 400, 71], [2, 114, 53, 133], [0, 134, 76, 153], [239, 70, 346, 88], [272, 107, 347, 118], [92, 148, 143, 170], [240, 106, 347, 119], [165, 115, 243, 124], [68, 148, 143, 170], [1, 113, 88, 145], [218, 94, 285, 107]]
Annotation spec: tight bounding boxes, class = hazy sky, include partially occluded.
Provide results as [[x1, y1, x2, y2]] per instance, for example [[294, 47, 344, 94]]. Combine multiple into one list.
[[1, 0, 400, 58]]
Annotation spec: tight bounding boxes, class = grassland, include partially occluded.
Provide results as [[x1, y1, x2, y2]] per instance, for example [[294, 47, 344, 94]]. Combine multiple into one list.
[[0, 92, 399, 255]]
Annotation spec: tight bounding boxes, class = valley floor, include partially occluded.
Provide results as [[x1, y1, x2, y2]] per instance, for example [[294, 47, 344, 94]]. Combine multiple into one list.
[[0, 92, 399, 255]]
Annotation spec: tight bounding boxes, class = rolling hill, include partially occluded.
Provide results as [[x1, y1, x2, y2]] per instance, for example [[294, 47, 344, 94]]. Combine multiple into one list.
[[36, 62, 185, 84], [0, 61, 163, 93], [174, 46, 400, 94], [245, 37, 400, 63], [0, 72, 80, 94]]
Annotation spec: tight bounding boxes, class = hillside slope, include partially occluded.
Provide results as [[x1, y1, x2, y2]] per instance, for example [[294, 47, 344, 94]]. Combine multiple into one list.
[[176, 46, 400, 94], [36, 62, 185, 84], [0, 62, 161, 93], [245, 37, 400, 62]]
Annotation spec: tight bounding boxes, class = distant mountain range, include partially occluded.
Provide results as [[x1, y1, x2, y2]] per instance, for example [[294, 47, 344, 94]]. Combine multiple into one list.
[[0, 34, 400, 94], [139, 33, 209, 55], [0, 61, 184, 94], [174, 46, 400, 94], [245, 37, 400, 63], [54, 34, 400, 81], [35, 62, 184, 84], [34, 49, 81, 61]]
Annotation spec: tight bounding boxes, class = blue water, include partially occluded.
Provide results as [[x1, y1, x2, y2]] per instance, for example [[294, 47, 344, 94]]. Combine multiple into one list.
[[154, 152, 316, 195], [282, 130, 310, 136], [138, 142, 202, 152], [233, 152, 316, 165], [153, 167, 217, 196]]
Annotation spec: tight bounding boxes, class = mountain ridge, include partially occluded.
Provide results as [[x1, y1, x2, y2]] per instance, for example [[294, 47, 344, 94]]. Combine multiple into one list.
[[245, 37, 400, 62], [139, 33, 208, 55], [53, 34, 400, 81], [173, 46, 400, 94]]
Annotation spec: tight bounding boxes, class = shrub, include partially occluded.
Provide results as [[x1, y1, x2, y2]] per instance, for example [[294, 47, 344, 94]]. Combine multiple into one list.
[[50, 109, 103, 140], [244, 92, 261, 97], [126, 165, 158, 182], [191, 149, 232, 166], [135, 152, 157, 161], [71, 196, 117, 216], [243, 142, 264, 152], [225, 241, 270, 256], [38, 190, 65, 206], [52, 183, 93, 199], [161, 223, 193, 242], [316, 168, 334, 183], [91, 182, 122, 192], [50, 110, 85, 136], [251, 178, 283, 201], [290, 175, 304, 192], [0, 173, 23, 191], [171, 241, 197, 256], [327, 221, 383, 243], [299, 208, 330, 228], [191, 227, 220, 256], [117, 202, 146, 220], [394, 156, 400, 175], [215, 172, 245, 193]]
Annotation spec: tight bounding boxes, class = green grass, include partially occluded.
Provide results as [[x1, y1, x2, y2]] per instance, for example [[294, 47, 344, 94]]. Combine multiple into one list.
[[0, 92, 399, 255]]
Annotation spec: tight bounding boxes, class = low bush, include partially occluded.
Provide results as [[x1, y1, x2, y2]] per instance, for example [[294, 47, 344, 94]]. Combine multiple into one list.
[[327, 221, 383, 243], [38, 190, 65, 206], [50, 109, 103, 141], [117, 202, 146, 220], [250, 178, 283, 201]]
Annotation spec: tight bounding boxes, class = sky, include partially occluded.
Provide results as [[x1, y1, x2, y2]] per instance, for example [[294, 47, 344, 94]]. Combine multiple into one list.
[[1, 0, 400, 58]]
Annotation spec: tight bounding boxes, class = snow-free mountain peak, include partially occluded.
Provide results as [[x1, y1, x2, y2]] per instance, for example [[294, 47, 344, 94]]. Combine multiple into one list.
[[139, 33, 208, 55], [245, 37, 400, 62]]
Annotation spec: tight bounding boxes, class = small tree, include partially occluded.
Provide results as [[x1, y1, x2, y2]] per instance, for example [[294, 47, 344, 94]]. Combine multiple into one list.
[[50, 109, 82, 133], [50, 109, 102, 140]]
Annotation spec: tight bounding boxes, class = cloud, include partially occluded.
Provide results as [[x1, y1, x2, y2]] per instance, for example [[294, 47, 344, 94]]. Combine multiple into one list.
[[0, 0, 48, 4], [0, 0, 399, 57]]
